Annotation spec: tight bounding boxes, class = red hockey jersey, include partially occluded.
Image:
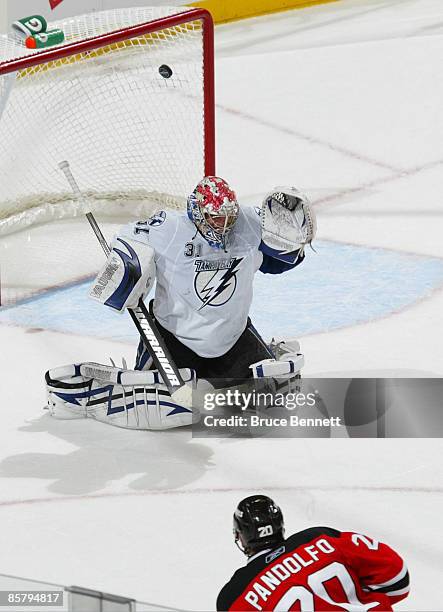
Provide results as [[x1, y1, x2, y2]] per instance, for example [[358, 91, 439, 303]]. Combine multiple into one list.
[[217, 527, 409, 611]]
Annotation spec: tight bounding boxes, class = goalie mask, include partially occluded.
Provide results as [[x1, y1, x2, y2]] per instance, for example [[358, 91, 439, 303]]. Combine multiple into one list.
[[187, 176, 239, 249], [233, 495, 285, 557]]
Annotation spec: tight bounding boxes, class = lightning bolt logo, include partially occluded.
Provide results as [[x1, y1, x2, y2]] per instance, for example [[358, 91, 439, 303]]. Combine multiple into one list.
[[194, 257, 243, 309]]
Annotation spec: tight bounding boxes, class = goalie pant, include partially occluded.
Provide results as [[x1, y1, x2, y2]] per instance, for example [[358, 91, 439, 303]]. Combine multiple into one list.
[[217, 527, 410, 611], [136, 301, 274, 387]]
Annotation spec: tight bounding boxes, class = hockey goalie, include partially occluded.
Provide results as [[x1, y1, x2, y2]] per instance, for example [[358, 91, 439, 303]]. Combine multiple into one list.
[[46, 177, 316, 430]]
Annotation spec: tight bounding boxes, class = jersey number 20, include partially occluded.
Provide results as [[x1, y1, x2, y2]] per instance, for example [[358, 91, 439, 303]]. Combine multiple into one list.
[[274, 562, 378, 611]]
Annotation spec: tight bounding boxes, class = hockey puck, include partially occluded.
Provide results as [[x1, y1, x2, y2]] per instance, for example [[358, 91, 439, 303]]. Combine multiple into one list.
[[159, 64, 173, 79]]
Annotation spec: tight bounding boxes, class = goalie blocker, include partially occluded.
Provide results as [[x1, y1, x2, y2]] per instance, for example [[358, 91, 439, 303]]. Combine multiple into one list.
[[90, 234, 155, 312]]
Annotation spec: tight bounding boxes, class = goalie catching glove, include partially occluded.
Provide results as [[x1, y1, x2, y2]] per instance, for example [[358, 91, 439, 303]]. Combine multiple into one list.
[[45, 362, 196, 430], [90, 229, 155, 312], [261, 186, 316, 264]]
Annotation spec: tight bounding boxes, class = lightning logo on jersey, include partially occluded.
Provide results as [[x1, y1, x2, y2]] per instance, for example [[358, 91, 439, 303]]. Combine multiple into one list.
[[194, 257, 243, 309]]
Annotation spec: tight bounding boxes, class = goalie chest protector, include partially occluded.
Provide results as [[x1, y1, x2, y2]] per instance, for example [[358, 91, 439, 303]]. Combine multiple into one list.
[[119, 207, 263, 358]]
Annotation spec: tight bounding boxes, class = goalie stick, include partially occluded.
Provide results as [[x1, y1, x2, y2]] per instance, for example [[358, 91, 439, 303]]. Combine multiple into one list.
[[58, 161, 188, 400]]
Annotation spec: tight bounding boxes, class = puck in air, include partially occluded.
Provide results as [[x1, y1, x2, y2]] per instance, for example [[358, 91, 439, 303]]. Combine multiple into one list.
[[159, 64, 173, 79]]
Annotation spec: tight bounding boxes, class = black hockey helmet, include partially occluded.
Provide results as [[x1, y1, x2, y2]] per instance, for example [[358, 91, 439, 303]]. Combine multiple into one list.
[[233, 495, 285, 556]]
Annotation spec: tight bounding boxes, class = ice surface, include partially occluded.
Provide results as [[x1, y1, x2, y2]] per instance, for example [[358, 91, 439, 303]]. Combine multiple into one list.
[[2, 240, 443, 343], [0, 1, 442, 610]]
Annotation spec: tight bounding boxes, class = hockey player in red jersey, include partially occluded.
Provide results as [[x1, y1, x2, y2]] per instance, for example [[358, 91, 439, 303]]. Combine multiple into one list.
[[217, 495, 410, 611]]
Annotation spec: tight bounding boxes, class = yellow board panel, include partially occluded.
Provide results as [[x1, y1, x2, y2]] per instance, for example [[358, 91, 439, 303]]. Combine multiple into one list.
[[189, 0, 339, 24]]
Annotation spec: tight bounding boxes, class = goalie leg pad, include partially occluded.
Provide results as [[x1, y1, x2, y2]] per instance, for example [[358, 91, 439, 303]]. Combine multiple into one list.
[[250, 355, 304, 379], [250, 339, 304, 379], [45, 363, 195, 430]]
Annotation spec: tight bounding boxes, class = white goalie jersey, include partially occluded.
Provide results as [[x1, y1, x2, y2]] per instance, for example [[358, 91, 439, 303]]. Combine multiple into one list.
[[118, 207, 264, 358]]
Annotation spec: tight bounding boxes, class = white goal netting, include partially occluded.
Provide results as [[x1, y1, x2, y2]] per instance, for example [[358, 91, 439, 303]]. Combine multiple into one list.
[[0, 7, 214, 305]]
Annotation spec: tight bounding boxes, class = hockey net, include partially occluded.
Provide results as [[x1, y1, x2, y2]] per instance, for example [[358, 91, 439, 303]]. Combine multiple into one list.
[[0, 7, 214, 305]]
